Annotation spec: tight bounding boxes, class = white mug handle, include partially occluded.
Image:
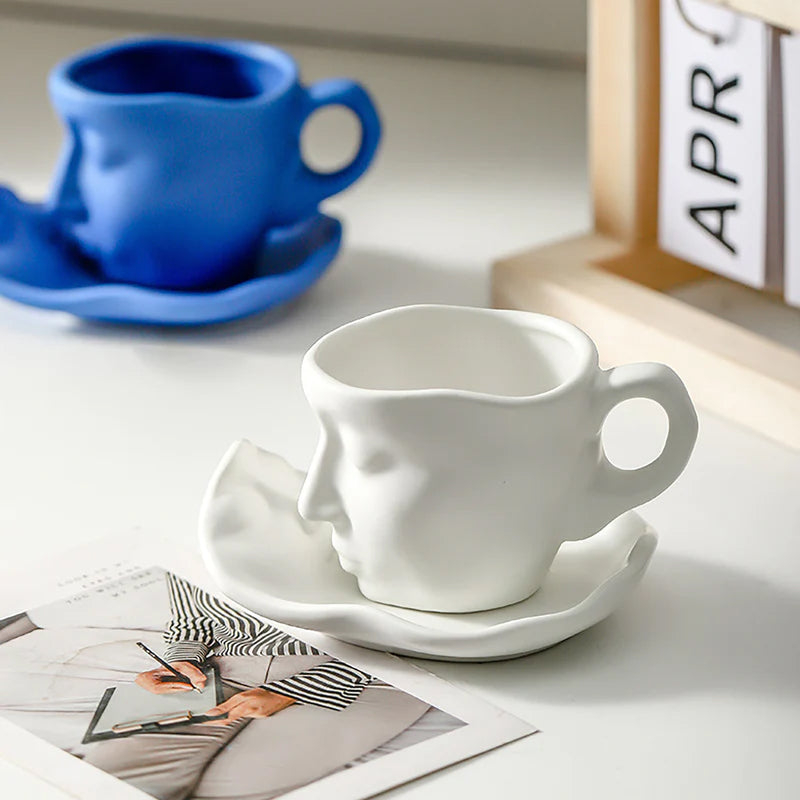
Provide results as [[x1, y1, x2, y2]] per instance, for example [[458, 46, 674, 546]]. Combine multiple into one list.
[[568, 363, 698, 540]]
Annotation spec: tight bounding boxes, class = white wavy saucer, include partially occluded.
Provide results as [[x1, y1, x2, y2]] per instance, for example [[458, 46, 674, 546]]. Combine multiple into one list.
[[199, 440, 658, 662]]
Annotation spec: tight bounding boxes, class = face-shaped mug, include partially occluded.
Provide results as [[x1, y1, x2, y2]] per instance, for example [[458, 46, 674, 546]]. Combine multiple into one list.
[[46, 38, 381, 289], [297, 305, 698, 613]]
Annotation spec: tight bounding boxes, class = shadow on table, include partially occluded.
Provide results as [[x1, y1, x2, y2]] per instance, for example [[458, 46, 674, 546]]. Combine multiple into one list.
[[61, 247, 489, 357], [444, 552, 800, 703]]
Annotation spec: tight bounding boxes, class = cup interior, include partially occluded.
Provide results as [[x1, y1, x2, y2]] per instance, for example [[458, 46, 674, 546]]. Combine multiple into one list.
[[68, 41, 284, 100], [313, 307, 588, 397]]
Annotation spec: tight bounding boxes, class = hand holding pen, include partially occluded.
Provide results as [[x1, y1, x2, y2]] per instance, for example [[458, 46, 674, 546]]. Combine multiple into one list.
[[134, 641, 206, 695]]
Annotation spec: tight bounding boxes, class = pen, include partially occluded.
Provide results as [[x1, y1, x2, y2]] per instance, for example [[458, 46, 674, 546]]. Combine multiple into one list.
[[135, 641, 202, 693]]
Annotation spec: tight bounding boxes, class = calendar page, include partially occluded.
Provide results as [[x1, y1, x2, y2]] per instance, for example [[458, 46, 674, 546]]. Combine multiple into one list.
[[782, 32, 800, 308], [659, 0, 779, 288]]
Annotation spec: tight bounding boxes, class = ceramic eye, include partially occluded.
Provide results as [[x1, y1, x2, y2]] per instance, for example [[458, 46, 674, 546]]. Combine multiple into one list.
[[97, 148, 127, 169], [355, 450, 394, 474], [80, 128, 126, 169]]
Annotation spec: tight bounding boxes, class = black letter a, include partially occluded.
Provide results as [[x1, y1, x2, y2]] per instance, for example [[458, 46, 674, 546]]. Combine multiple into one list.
[[688, 203, 737, 254]]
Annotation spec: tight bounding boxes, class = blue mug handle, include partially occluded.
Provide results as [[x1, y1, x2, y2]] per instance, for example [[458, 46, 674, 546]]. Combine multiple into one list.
[[293, 78, 381, 212]]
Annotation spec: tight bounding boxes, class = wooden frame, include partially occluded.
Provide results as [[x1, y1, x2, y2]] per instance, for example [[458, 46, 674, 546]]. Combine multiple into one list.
[[492, 0, 800, 449]]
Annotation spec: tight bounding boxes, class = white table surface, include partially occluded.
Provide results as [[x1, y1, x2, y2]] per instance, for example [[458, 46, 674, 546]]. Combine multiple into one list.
[[0, 13, 799, 800]]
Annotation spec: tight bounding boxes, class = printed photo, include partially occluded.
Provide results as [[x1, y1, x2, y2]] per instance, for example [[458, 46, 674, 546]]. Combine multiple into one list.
[[0, 566, 466, 800]]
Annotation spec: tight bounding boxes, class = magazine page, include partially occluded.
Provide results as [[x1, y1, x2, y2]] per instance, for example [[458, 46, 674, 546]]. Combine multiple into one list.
[[0, 533, 536, 800]]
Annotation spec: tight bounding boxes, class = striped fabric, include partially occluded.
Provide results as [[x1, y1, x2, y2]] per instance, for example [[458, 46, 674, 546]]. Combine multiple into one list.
[[163, 573, 372, 711], [263, 661, 374, 712]]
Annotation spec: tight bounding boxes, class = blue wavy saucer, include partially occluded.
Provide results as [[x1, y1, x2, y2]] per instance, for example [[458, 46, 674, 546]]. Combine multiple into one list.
[[0, 189, 341, 325]]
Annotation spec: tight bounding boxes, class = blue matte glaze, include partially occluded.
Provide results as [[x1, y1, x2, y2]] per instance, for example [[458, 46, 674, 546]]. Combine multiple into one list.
[[0, 188, 342, 325], [0, 37, 379, 323]]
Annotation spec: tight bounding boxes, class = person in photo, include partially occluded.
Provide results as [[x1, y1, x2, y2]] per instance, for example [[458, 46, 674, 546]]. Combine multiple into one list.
[[0, 568, 463, 800]]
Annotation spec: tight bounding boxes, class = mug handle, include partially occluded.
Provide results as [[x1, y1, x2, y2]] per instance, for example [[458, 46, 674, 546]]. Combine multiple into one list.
[[293, 78, 381, 212], [568, 363, 698, 540]]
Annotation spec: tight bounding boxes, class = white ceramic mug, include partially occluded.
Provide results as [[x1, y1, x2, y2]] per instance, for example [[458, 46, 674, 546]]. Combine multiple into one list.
[[298, 305, 697, 613]]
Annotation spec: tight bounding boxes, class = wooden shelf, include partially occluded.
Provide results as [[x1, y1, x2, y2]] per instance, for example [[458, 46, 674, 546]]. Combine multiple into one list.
[[491, 0, 800, 449], [493, 234, 800, 449]]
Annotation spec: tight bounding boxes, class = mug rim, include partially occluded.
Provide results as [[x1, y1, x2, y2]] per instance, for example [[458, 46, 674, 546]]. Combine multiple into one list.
[[302, 304, 599, 404], [49, 36, 298, 109]]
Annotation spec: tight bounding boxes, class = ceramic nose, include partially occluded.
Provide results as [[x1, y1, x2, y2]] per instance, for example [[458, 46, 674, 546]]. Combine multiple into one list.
[[51, 174, 88, 224], [298, 470, 345, 524], [48, 132, 88, 224], [297, 442, 345, 524]]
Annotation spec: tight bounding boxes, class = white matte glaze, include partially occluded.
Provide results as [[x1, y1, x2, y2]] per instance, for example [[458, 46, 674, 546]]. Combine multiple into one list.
[[297, 305, 696, 612], [199, 440, 659, 662]]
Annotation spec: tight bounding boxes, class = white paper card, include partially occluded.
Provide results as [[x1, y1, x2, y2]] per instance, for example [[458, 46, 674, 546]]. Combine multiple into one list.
[[782, 32, 800, 307], [659, 0, 772, 287], [0, 535, 536, 800]]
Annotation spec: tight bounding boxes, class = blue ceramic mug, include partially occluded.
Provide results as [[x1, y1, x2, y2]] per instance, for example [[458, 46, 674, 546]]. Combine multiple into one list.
[[47, 38, 381, 289]]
